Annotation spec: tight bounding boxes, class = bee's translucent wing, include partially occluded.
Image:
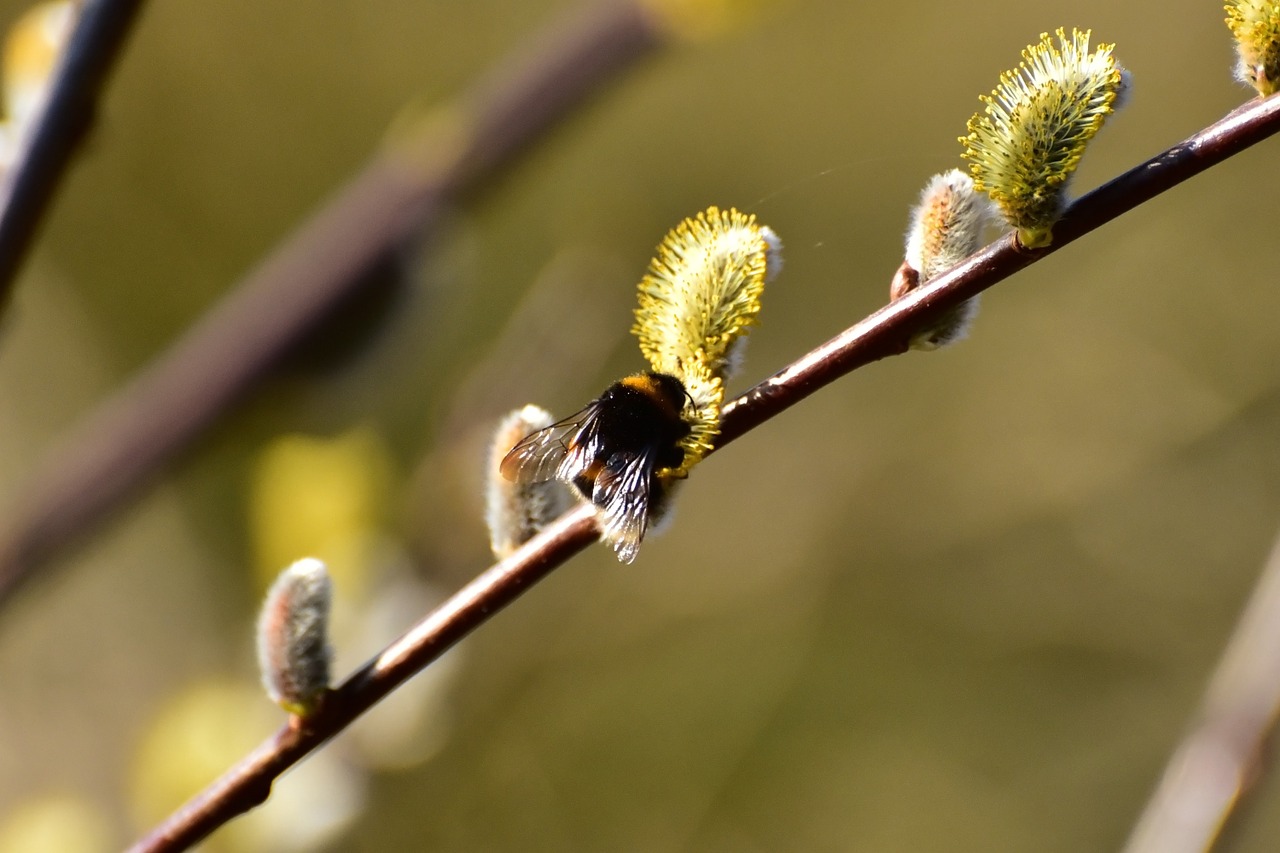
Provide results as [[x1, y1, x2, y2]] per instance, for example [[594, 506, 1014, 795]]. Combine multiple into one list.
[[592, 446, 656, 563], [499, 405, 593, 484]]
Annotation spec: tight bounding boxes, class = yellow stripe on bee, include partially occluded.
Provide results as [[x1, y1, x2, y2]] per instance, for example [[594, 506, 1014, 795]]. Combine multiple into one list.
[[619, 373, 661, 393]]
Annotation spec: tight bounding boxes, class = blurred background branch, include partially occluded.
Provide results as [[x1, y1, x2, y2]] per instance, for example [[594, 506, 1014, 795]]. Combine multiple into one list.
[[0, 0, 145, 305], [0, 0, 672, 607], [1124, 523, 1280, 853]]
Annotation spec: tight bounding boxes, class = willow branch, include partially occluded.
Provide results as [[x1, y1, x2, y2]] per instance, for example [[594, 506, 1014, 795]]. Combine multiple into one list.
[[720, 96, 1280, 442], [130, 94, 1280, 853], [0, 0, 670, 607], [0, 0, 147, 304], [1123, 525, 1280, 853]]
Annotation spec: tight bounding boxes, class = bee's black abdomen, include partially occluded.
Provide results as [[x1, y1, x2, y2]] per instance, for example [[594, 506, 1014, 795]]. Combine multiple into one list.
[[600, 373, 690, 470]]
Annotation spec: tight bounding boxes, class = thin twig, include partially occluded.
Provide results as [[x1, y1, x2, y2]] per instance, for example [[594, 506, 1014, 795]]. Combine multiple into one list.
[[1123, 526, 1280, 853], [0, 0, 147, 303], [0, 0, 670, 607], [129, 94, 1280, 853]]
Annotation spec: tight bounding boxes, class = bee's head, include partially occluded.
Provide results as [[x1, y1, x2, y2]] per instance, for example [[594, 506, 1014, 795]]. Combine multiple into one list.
[[647, 372, 688, 408]]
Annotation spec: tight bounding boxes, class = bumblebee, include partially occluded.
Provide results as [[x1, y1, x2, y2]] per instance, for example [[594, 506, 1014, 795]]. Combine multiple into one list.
[[500, 372, 691, 563]]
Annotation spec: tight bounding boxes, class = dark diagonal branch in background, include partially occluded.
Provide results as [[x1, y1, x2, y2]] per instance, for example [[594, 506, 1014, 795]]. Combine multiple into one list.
[[1123, 526, 1280, 853], [0, 0, 147, 304], [0, 0, 672, 607], [130, 95, 1280, 853]]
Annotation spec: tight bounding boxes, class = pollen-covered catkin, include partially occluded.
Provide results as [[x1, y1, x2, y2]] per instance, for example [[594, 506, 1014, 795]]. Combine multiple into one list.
[[1225, 1, 1280, 96], [633, 206, 782, 469], [960, 28, 1130, 248]]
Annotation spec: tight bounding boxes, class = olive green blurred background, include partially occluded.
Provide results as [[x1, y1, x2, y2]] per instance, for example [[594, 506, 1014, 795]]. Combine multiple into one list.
[[2, 0, 1280, 850]]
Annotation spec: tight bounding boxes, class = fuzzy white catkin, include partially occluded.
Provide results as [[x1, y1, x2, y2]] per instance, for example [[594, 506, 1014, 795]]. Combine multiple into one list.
[[257, 557, 334, 716], [894, 169, 994, 350], [905, 170, 992, 281], [486, 405, 575, 558]]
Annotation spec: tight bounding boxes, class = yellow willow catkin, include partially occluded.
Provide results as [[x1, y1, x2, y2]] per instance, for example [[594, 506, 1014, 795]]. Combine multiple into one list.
[[960, 28, 1130, 249], [632, 206, 782, 468], [1225, 1, 1280, 96]]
